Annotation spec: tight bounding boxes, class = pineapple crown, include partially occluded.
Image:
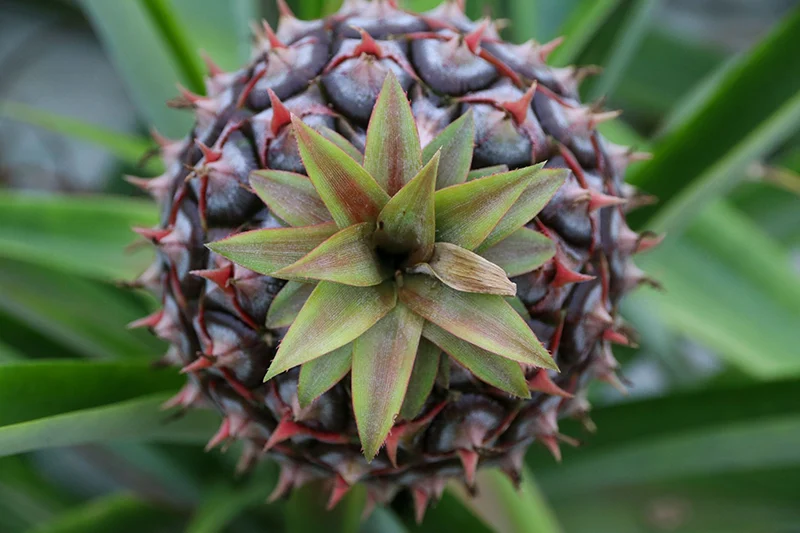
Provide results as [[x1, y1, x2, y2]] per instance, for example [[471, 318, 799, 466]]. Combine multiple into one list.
[[209, 72, 567, 460]]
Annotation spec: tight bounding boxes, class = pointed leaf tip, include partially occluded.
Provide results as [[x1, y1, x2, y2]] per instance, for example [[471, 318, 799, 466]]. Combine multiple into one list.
[[412, 242, 517, 296], [422, 110, 475, 189], [250, 170, 332, 227], [364, 71, 422, 195], [292, 116, 389, 228]]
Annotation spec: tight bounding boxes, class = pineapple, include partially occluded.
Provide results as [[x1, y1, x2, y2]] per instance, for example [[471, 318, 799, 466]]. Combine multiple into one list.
[[128, 0, 657, 521]]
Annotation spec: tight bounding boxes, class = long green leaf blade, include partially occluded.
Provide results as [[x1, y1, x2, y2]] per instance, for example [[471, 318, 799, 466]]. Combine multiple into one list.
[[298, 344, 353, 408]]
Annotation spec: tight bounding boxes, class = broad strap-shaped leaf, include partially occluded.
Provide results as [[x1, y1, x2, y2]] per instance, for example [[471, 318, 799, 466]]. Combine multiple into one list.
[[399, 275, 557, 370], [506, 296, 533, 321], [319, 126, 364, 164], [374, 152, 439, 257], [479, 227, 556, 277], [292, 116, 389, 228], [423, 323, 530, 398], [363, 72, 423, 194], [467, 165, 509, 181], [411, 242, 517, 296], [298, 344, 353, 408], [399, 338, 441, 420], [422, 110, 475, 189], [207, 223, 337, 275], [478, 168, 567, 250], [352, 302, 424, 460], [273, 223, 385, 286], [266, 281, 315, 329], [434, 165, 540, 250], [250, 170, 332, 227], [265, 281, 397, 380]]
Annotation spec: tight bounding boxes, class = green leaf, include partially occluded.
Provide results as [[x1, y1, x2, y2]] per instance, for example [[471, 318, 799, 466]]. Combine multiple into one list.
[[466, 165, 508, 181], [139, 0, 206, 93], [628, 9, 800, 229], [319, 126, 364, 165], [0, 259, 162, 359], [399, 339, 440, 420], [0, 192, 157, 281], [274, 223, 385, 286], [477, 167, 566, 251], [422, 324, 529, 398], [266, 281, 397, 380], [375, 152, 439, 256], [479, 227, 556, 277], [207, 223, 338, 276], [0, 394, 217, 458], [266, 282, 315, 329], [434, 166, 539, 250], [450, 468, 563, 533], [250, 170, 333, 227], [413, 243, 517, 297], [297, 344, 353, 408], [26, 494, 183, 533], [353, 302, 424, 460], [364, 72, 423, 194], [549, 0, 623, 67], [78, 0, 192, 136], [422, 111, 475, 189], [0, 361, 181, 427], [293, 117, 390, 228], [0, 102, 159, 173], [399, 275, 556, 370]]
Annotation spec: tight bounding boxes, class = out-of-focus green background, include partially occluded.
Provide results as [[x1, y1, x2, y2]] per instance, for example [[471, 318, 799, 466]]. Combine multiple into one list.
[[0, 1, 798, 532]]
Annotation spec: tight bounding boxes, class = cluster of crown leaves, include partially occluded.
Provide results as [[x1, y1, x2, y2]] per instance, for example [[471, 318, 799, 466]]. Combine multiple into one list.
[[208, 73, 568, 460]]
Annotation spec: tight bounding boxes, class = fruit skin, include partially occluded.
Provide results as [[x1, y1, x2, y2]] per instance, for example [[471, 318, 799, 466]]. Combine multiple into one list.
[[129, 0, 656, 518]]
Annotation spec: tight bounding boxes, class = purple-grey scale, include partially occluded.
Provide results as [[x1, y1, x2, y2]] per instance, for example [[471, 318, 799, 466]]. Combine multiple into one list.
[[132, 1, 654, 510]]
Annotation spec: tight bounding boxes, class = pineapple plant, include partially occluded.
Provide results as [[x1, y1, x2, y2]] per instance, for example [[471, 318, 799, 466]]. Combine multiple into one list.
[[127, 0, 659, 518]]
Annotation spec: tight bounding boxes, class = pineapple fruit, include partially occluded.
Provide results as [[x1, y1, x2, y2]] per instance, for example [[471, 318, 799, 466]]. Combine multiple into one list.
[[128, 0, 657, 521]]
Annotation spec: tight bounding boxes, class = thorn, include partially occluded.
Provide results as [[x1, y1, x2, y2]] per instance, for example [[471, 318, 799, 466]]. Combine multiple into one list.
[[276, 0, 295, 19], [261, 19, 287, 49], [464, 19, 489, 54], [236, 67, 267, 109], [180, 355, 214, 374], [636, 231, 664, 254], [603, 328, 632, 346], [205, 417, 232, 451], [195, 141, 223, 163], [200, 51, 223, 76], [538, 36, 564, 61], [502, 82, 537, 125], [539, 435, 562, 462], [267, 463, 296, 502], [124, 174, 171, 202], [327, 475, 351, 510], [161, 383, 201, 410], [457, 448, 479, 486], [588, 190, 627, 212], [598, 371, 629, 395], [528, 370, 573, 398], [551, 256, 595, 288], [564, 106, 622, 132], [588, 304, 614, 328], [263, 415, 305, 452], [150, 127, 175, 149], [267, 89, 293, 136], [384, 426, 405, 468], [412, 487, 430, 524], [132, 226, 172, 242], [190, 265, 233, 291], [127, 309, 164, 329], [351, 27, 383, 57]]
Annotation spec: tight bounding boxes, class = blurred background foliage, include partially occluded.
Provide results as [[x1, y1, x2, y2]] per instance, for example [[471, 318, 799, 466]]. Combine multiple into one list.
[[0, 0, 798, 532]]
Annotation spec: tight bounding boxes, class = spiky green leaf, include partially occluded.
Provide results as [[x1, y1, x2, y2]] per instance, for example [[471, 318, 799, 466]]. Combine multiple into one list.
[[467, 165, 509, 181], [374, 152, 439, 257], [250, 170, 332, 227], [298, 344, 353, 408], [399, 339, 441, 420], [411, 243, 517, 296], [422, 110, 475, 189], [352, 302, 424, 460], [265, 282, 397, 380], [399, 275, 556, 370], [478, 168, 567, 250], [273, 223, 385, 286], [207, 223, 337, 276], [506, 296, 533, 321], [480, 227, 556, 277], [266, 281, 315, 329], [434, 166, 539, 250], [423, 323, 530, 398], [363, 72, 422, 194], [319, 126, 364, 164], [292, 117, 389, 228]]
